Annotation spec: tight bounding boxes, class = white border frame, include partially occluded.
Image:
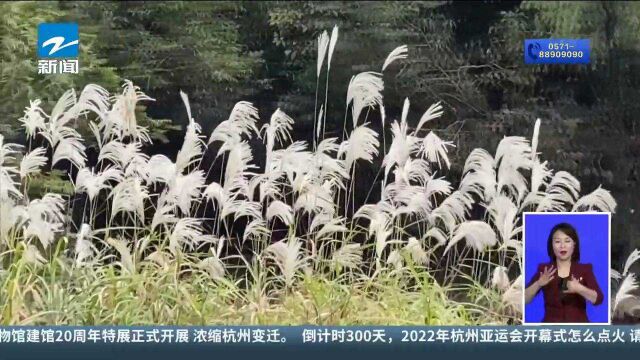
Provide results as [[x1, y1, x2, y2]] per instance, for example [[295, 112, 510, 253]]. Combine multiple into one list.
[[522, 212, 612, 325]]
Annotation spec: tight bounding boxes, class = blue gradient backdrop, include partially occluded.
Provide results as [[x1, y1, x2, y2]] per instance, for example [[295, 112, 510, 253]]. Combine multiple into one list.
[[524, 213, 610, 323]]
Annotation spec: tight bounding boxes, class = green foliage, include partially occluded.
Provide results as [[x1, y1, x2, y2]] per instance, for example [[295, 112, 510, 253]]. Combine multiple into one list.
[[267, 1, 439, 124], [27, 170, 74, 197], [0, 2, 120, 139], [68, 1, 262, 125], [522, 1, 640, 62]]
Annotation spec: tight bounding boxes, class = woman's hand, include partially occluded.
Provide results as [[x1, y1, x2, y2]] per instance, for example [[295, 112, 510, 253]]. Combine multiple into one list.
[[564, 275, 585, 294], [536, 265, 556, 287], [563, 274, 599, 303]]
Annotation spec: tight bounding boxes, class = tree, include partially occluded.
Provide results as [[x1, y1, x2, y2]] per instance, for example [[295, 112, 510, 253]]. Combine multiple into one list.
[[69, 1, 262, 133], [0, 1, 120, 140]]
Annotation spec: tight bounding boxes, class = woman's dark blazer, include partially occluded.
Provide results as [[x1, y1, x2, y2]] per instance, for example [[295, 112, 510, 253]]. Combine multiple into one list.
[[526, 262, 604, 323]]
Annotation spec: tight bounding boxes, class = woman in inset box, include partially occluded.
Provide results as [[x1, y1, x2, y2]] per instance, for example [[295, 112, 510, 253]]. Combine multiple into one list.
[[524, 223, 604, 323]]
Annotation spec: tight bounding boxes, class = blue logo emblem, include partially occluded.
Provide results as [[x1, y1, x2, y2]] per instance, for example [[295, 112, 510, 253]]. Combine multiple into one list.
[[524, 39, 590, 65], [37, 23, 79, 58], [527, 42, 541, 60]]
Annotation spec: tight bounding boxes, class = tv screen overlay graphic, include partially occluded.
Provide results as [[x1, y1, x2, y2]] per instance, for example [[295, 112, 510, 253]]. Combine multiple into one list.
[[3, 1, 640, 358], [36, 23, 79, 75], [523, 213, 611, 324]]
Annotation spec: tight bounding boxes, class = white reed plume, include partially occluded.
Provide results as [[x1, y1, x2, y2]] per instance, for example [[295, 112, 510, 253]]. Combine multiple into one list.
[[375, 219, 393, 262], [146, 155, 177, 184], [263, 109, 295, 149], [251, 173, 284, 203], [294, 179, 336, 216], [491, 266, 510, 291], [331, 243, 363, 271], [401, 176, 452, 218], [531, 118, 541, 160], [75, 84, 111, 120], [502, 274, 523, 314], [176, 91, 205, 173], [209, 101, 259, 147], [110, 177, 149, 221], [19, 147, 47, 178], [51, 136, 86, 169], [419, 131, 455, 169], [346, 72, 384, 127], [23, 243, 47, 267], [547, 171, 581, 200], [385, 182, 422, 215], [405, 237, 428, 265], [168, 218, 203, 255], [150, 194, 177, 231], [243, 218, 270, 242], [623, 249, 640, 277], [269, 141, 313, 186], [224, 141, 257, 196], [19, 100, 48, 139], [0, 199, 26, 244], [314, 216, 348, 241], [24, 194, 65, 248], [24, 219, 63, 249], [0, 134, 22, 165], [423, 227, 448, 247], [106, 238, 135, 274], [486, 194, 520, 245], [530, 158, 552, 194], [203, 181, 228, 207], [316, 105, 324, 140], [572, 185, 617, 212], [354, 201, 394, 238], [222, 198, 262, 222], [266, 200, 294, 226], [386, 249, 403, 270], [207, 120, 240, 152], [533, 170, 580, 212], [27, 194, 65, 222], [382, 105, 421, 180], [314, 137, 350, 185], [105, 80, 154, 142], [317, 30, 330, 77], [613, 273, 640, 319], [495, 136, 532, 203], [164, 170, 206, 215], [74, 223, 96, 267], [447, 220, 498, 254], [197, 253, 226, 281], [98, 141, 149, 177], [0, 199, 28, 240], [38, 90, 86, 166], [460, 148, 496, 201], [338, 124, 379, 169], [265, 236, 307, 287], [414, 102, 444, 136], [261, 108, 294, 167], [0, 136, 22, 200], [49, 88, 77, 131], [146, 250, 171, 268], [309, 211, 334, 233], [429, 190, 473, 232], [382, 45, 408, 71], [74, 167, 123, 201], [327, 25, 339, 71], [175, 121, 204, 174], [394, 158, 432, 186]]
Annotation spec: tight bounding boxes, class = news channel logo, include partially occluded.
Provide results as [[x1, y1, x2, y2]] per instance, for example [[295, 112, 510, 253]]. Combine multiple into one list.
[[36, 23, 79, 75], [524, 39, 590, 65]]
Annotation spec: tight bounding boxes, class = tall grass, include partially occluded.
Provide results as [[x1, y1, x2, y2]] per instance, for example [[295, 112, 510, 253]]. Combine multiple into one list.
[[0, 27, 635, 325]]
